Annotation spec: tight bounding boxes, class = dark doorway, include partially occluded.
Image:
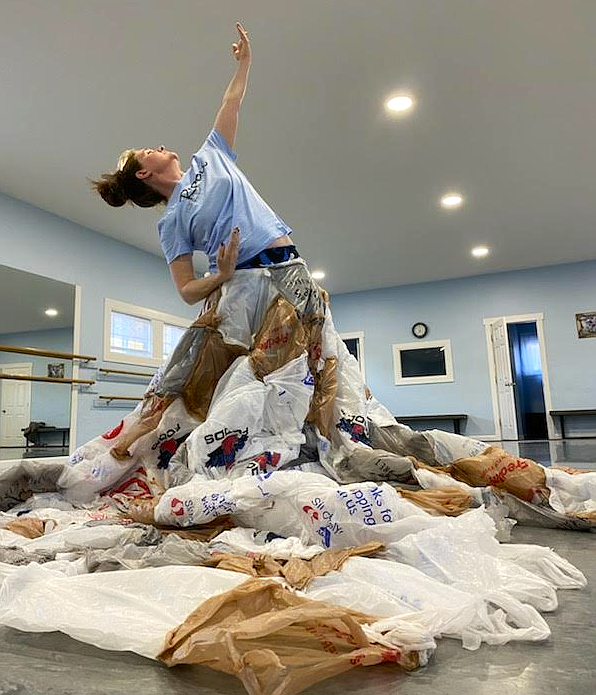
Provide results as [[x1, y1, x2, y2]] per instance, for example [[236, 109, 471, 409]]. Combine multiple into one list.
[[507, 322, 548, 439]]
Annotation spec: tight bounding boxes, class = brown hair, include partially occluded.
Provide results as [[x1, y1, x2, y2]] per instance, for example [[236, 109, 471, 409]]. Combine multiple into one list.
[[91, 150, 167, 208]]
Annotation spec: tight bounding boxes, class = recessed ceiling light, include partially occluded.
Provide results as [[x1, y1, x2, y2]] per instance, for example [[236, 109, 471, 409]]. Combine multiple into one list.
[[45, 308, 58, 317], [311, 270, 325, 280], [386, 95, 414, 112], [471, 246, 490, 258], [440, 193, 463, 209]]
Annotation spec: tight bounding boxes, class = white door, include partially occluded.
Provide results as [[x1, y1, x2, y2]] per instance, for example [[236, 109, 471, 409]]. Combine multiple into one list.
[[491, 319, 518, 440], [0, 363, 32, 447]]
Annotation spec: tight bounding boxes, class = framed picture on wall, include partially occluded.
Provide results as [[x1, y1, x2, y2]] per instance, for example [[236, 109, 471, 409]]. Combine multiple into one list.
[[575, 312, 596, 339], [47, 363, 65, 379]]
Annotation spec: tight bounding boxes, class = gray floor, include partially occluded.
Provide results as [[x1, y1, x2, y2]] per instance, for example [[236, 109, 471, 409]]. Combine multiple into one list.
[[496, 438, 596, 468], [1, 440, 595, 694], [0, 526, 594, 694]]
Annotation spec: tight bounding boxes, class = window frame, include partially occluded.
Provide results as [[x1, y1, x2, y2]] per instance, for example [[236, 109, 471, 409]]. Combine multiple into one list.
[[392, 339, 454, 386], [103, 298, 190, 367], [339, 331, 366, 381]]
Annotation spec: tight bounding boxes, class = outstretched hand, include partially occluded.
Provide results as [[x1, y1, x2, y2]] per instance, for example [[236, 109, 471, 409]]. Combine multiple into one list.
[[232, 22, 251, 63], [217, 227, 240, 281]]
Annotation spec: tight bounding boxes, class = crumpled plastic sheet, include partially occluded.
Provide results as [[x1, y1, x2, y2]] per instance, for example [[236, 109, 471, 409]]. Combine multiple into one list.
[[0, 564, 246, 658], [382, 510, 559, 614], [305, 556, 548, 650]]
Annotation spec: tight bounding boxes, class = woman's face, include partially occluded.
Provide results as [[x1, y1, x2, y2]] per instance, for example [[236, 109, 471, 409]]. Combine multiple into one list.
[[134, 146, 179, 177]]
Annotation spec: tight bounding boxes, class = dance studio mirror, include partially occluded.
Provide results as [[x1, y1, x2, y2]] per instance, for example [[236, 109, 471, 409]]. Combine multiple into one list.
[[0, 264, 76, 460]]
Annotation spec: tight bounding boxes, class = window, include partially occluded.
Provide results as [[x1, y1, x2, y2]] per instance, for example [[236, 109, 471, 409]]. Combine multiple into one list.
[[163, 324, 186, 360], [110, 312, 152, 358], [392, 339, 454, 385], [104, 299, 190, 367], [340, 332, 366, 380]]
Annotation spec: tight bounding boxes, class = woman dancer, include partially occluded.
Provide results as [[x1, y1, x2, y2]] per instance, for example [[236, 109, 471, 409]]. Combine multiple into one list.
[[92, 23, 322, 459], [93, 23, 297, 304]]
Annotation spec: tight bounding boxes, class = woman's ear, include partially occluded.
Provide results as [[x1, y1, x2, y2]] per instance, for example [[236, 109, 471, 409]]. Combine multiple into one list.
[[135, 168, 150, 180]]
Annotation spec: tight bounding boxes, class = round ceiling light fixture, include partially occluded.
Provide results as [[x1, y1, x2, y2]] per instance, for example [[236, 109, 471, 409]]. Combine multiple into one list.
[[311, 270, 325, 280], [45, 308, 58, 317], [440, 193, 464, 209], [386, 95, 414, 113], [471, 246, 490, 258]]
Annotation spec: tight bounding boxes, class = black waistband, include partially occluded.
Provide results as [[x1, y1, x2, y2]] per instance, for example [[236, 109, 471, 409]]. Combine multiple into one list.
[[236, 245, 300, 269]]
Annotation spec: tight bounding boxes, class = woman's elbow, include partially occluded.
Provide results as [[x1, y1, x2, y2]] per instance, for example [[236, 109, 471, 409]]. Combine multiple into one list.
[[178, 285, 194, 305]]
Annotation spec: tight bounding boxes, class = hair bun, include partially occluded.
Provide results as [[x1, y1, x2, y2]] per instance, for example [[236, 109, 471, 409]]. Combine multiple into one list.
[[93, 173, 128, 208]]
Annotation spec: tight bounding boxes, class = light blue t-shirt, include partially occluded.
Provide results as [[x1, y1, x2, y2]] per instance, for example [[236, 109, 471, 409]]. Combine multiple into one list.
[[157, 129, 292, 271]]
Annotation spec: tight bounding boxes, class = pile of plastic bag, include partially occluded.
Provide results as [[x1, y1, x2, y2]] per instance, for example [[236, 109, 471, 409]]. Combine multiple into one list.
[[0, 260, 591, 695]]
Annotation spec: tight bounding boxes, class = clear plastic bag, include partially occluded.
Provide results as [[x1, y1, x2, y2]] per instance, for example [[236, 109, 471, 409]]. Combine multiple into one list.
[[383, 509, 559, 614], [0, 563, 246, 658], [305, 555, 550, 650]]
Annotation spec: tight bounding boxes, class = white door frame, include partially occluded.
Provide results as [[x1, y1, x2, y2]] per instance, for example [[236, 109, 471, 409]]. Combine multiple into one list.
[[0, 362, 32, 447], [483, 313, 556, 440], [69, 284, 82, 454]]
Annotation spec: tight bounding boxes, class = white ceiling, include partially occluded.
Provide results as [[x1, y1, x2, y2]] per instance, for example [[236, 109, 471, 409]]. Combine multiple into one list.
[[0, 264, 74, 335], [1, 0, 595, 295]]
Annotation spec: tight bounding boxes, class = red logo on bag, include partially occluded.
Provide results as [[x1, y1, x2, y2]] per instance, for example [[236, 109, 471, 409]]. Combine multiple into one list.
[[171, 497, 185, 516], [380, 649, 402, 664], [102, 420, 124, 440], [206, 430, 249, 469], [104, 467, 152, 500], [302, 505, 319, 521], [253, 452, 281, 471]]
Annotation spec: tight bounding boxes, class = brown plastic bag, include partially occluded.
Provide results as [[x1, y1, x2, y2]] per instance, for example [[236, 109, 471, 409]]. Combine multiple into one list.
[[183, 328, 248, 419], [250, 295, 308, 380], [204, 541, 384, 590], [448, 446, 547, 501], [399, 488, 472, 516], [4, 517, 46, 539], [158, 578, 420, 695]]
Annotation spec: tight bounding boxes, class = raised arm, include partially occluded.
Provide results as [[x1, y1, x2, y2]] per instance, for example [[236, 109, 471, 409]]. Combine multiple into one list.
[[213, 23, 252, 151], [169, 229, 240, 305]]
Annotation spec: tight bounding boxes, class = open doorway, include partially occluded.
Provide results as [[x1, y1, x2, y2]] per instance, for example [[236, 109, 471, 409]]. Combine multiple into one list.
[[484, 314, 555, 440], [507, 323, 548, 439]]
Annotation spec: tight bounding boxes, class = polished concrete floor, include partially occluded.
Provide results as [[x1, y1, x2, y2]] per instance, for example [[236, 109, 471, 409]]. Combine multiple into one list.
[[0, 524, 594, 695], [1, 438, 595, 694], [496, 438, 596, 468]]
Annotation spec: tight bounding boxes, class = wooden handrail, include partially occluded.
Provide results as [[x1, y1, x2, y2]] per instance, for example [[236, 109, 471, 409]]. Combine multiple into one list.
[[99, 368, 155, 378], [0, 373, 95, 385], [98, 395, 143, 403], [0, 344, 96, 362]]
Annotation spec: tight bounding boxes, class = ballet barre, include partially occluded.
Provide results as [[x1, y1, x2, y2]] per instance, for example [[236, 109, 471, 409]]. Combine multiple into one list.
[[98, 367, 155, 378], [0, 344, 96, 362], [0, 373, 95, 385], [98, 395, 144, 404]]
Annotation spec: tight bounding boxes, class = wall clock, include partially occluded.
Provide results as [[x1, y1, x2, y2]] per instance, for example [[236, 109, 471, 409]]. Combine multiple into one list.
[[412, 322, 428, 339]]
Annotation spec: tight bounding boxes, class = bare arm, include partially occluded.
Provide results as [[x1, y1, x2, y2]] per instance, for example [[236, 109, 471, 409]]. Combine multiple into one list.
[[213, 23, 251, 150], [169, 229, 240, 304]]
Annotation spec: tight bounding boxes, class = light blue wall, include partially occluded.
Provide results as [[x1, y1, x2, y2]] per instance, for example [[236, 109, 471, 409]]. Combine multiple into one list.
[[0, 192, 198, 446], [0, 328, 73, 435], [330, 260, 596, 437], [2, 191, 595, 443]]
